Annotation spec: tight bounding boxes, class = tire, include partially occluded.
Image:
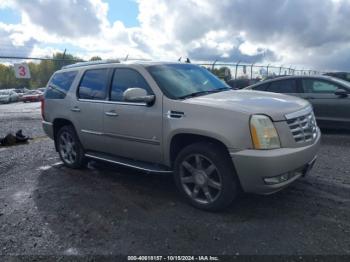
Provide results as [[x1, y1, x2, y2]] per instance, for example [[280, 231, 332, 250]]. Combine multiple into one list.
[[56, 125, 87, 169], [174, 142, 239, 211]]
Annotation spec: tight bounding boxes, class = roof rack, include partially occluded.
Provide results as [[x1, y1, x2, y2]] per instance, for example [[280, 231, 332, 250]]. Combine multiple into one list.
[[61, 59, 121, 69]]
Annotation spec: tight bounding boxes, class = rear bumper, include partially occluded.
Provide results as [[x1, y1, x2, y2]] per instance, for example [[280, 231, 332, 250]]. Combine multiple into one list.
[[230, 130, 321, 194], [42, 121, 54, 139]]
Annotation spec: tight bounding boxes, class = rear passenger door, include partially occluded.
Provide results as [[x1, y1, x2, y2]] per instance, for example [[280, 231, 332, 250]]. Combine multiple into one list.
[[72, 68, 111, 152], [102, 68, 163, 164]]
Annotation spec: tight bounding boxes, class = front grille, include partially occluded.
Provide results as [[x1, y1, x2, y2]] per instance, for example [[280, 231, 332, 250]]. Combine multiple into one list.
[[286, 111, 318, 143]]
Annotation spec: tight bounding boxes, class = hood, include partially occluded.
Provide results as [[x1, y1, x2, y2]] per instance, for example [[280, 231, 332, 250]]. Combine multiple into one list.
[[186, 90, 310, 121]]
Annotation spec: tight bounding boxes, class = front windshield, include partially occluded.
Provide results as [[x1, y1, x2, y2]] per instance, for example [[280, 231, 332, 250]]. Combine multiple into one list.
[[330, 77, 350, 89], [147, 64, 229, 99]]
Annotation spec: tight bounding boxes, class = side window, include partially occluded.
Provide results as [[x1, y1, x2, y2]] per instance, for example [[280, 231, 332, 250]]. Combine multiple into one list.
[[302, 79, 339, 93], [253, 83, 269, 91], [46, 71, 78, 99], [110, 68, 152, 102], [266, 80, 298, 93], [78, 69, 109, 100]]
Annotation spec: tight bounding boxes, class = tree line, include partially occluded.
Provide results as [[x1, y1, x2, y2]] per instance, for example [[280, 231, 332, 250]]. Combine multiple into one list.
[[0, 52, 243, 90], [0, 53, 102, 90]]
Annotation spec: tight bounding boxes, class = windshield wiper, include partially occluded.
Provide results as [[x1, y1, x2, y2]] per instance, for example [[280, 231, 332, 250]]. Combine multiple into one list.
[[178, 87, 230, 99]]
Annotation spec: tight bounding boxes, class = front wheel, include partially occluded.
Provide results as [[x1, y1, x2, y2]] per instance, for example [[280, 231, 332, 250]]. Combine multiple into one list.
[[56, 125, 87, 169], [174, 142, 239, 211]]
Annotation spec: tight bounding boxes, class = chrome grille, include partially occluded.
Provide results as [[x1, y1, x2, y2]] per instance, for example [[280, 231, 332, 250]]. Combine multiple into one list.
[[286, 109, 318, 143]]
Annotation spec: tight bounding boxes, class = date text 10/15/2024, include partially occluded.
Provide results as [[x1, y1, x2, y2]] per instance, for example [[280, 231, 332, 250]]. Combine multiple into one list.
[[127, 256, 219, 261]]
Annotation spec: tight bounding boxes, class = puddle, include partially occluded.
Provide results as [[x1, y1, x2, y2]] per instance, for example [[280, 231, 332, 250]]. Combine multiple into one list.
[[37, 162, 62, 171], [64, 247, 80, 255], [12, 190, 31, 203], [37, 165, 52, 171]]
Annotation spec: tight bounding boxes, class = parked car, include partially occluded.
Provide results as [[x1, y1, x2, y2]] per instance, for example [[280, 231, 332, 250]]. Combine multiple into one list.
[[324, 72, 350, 83], [226, 78, 260, 89], [22, 90, 44, 102], [246, 75, 350, 130], [42, 61, 320, 211], [0, 89, 19, 104], [13, 88, 28, 101]]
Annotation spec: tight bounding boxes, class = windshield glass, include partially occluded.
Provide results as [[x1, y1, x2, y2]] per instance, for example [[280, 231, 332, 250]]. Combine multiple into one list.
[[147, 64, 229, 99], [330, 77, 350, 89]]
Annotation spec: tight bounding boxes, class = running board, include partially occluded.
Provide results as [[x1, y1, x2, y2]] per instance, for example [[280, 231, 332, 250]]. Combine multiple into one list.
[[85, 152, 172, 174]]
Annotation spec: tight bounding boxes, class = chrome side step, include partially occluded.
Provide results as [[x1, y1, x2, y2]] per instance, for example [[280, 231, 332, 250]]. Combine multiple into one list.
[[85, 152, 172, 174]]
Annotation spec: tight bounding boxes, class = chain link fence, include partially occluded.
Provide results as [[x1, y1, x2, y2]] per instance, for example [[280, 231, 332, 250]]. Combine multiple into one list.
[[195, 61, 322, 81], [0, 55, 323, 90]]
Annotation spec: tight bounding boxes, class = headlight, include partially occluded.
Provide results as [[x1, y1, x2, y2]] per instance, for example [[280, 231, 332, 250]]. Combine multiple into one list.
[[250, 115, 281, 149]]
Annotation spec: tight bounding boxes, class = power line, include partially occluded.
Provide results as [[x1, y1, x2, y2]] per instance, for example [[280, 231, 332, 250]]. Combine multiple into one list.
[[0, 55, 83, 62]]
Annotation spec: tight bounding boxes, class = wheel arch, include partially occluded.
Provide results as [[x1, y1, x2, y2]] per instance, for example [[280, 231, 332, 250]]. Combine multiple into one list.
[[52, 118, 77, 151], [167, 131, 232, 168]]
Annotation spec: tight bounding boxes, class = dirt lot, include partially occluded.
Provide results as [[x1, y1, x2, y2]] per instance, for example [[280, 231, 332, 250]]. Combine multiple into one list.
[[0, 102, 349, 256]]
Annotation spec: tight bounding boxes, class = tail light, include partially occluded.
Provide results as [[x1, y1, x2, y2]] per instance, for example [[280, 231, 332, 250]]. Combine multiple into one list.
[[41, 99, 45, 120]]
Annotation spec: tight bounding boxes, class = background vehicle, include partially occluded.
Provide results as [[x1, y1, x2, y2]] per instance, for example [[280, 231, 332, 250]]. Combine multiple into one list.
[[22, 90, 44, 102], [42, 61, 320, 211], [226, 78, 260, 89], [246, 75, 350, 129], [324, 72, 350, 83], [0, 90, 19, 104], [13, 88, 28, 101]]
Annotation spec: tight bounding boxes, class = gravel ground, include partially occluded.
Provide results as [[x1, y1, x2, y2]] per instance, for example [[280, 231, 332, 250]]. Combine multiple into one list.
[[0, 102, 349, 256]]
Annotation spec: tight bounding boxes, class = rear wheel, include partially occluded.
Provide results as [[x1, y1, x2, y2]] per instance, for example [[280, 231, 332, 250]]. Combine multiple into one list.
[[56, 125, 87, 169], [174, 142, 239, 211]]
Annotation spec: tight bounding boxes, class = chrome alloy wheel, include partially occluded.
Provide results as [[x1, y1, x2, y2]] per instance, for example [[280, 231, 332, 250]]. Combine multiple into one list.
[[179, 154, 222, 205], [58, 131, 77, 165]]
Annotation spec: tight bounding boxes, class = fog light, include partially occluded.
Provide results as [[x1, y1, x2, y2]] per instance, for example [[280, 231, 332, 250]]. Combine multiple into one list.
[[264, 173, 291, 185]]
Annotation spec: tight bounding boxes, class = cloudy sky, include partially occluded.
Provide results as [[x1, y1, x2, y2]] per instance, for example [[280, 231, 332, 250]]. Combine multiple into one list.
[[1, 0, 350, 71]]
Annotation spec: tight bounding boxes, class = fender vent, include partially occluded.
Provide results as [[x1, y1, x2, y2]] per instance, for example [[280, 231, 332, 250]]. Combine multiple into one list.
[[167, 110, 185, 119]]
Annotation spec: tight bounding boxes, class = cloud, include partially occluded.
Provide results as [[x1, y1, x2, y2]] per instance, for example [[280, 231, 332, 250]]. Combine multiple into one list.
[[0, 23, 37, 57], [12, 0, 106, 37], [135, 0, 350, 70], [1, 0, 350, 70]]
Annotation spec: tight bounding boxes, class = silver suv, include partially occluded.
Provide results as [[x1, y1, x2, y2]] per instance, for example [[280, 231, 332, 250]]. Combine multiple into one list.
[[42, 61, 320, 211]]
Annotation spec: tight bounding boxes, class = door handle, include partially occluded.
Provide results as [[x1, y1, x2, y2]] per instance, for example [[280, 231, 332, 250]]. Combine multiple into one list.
[[305, 96, 315, 100], [71, 106, 81, 112], [105, 111, 119, 117]]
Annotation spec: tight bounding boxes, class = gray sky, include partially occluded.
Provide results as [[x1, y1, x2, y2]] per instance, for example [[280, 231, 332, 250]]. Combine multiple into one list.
[[1, 0, 350, 71]]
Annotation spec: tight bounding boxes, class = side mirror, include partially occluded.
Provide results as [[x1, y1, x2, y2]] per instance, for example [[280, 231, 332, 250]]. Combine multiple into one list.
[[334, 88, 348, 97], [123, 88, 155, 105]]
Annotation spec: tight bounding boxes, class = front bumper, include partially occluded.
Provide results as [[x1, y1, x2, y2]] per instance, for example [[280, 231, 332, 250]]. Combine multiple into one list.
[[230, 130, 321, 194]]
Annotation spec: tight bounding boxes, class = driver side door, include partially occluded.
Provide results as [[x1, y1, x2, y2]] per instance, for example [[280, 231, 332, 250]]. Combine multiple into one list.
[[300, 78, 350, 128]]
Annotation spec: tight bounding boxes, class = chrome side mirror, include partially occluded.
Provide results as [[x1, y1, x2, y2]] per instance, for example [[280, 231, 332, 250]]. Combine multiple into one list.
[[123, 88, 155, 105]]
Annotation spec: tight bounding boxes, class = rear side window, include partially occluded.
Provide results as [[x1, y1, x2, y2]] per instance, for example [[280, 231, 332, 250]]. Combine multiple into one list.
[[110, 68, 152, 102], [252, 83, 269, 91], [78, 69, 109, 100], [266, 79, 298, 93], [46, 71, 77, 99]]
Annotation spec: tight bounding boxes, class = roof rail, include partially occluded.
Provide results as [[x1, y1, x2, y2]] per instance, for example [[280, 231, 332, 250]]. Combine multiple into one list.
[[61, 59, 120, 69]]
